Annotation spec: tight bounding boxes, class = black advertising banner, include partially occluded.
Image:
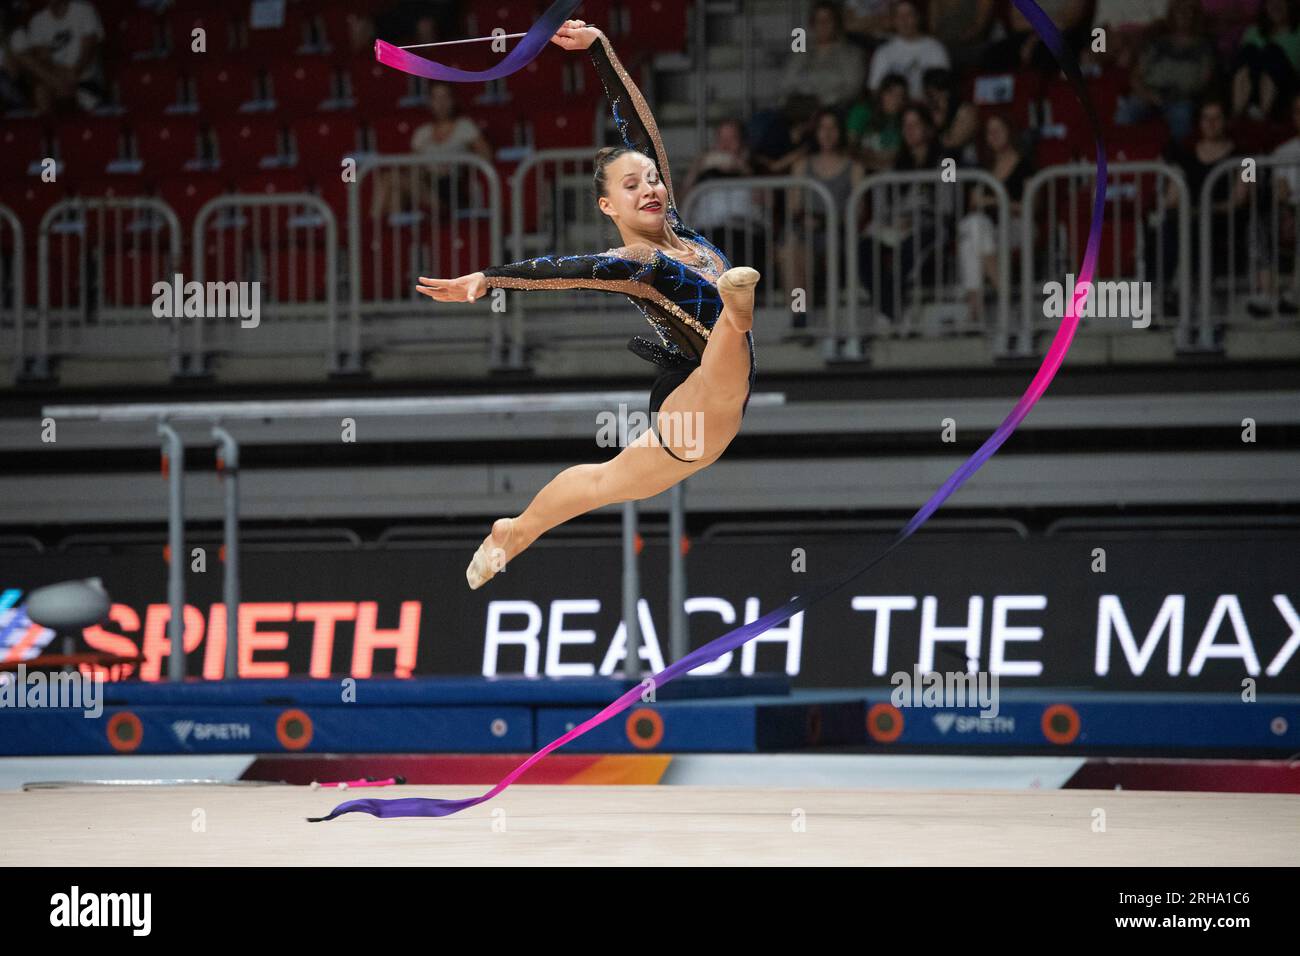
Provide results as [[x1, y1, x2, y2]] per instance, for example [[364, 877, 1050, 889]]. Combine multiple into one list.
[[2, 534, 1297, 692]]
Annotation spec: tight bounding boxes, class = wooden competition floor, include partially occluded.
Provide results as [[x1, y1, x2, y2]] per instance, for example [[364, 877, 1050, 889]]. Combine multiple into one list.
[[2, 784, 1297, 865]]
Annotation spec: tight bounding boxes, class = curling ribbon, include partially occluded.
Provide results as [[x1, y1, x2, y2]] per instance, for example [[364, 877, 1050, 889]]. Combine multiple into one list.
[[313, 0, 1107, 822], [374, 0, 583, 82]]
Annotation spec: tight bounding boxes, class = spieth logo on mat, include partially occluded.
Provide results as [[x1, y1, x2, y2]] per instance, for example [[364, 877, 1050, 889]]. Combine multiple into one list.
[[171, 720, 253, 744], [0, 588, 56, 662], [932, 712, 1016, 735], [49, 886, 151, 936]]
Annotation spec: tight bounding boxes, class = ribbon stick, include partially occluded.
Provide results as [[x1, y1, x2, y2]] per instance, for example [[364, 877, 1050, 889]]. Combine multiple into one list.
[[313, 0, 1108, 823], [374, 0, 582, 82]]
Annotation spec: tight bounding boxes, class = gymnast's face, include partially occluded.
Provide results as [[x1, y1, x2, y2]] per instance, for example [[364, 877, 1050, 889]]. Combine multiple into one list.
[[600, 152, 669, 230]]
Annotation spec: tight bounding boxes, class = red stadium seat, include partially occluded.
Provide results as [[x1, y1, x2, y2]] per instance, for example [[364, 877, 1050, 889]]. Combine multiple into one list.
[[113, 10, 165, 59], [192, 61, 259, 112], [115, 61, 183, 114], [1107, 120, 1168, 162], [154, 174, 232, 227], [368, 110, 427, 153], [234, 169, 309, 196], [349, 56, 410, 113], [245, 8, 308, 57], [269, 61, 336, 112], [0, 120, 50, 179], [620, 0, 689, 53], [4, 182, 68, 242], [472, 103, 523, 153], [265, 248, 331, 302], [531, 105, 597, 149], [56, 119, 128, 179], [210, 117, 289, 173], [171, 10, 236, 56], [133, 117, 204, 178], [291, 114, 361, 176], [465, 1, 539, 34]]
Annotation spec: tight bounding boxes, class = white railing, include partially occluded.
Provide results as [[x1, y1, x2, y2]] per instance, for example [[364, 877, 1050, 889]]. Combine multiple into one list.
[[846, 169, 1012, 357], [192, 193, 342, 373], [1021, 161, 1192, 353], [347, 153, 505, 365], [1198, 154, 1300, 350]]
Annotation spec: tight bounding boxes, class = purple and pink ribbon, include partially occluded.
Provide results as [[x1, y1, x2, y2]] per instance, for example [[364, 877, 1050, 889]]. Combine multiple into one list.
[[313, 0, 1106, 822]]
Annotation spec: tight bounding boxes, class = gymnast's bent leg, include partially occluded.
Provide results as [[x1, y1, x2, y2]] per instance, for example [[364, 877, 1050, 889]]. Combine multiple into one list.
[[465, 267, 760, 589]]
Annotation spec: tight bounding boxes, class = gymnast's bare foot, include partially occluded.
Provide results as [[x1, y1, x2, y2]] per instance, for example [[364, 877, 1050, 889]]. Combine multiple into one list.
[[717, 267, 759, 332], [466, 517, 516, 589]]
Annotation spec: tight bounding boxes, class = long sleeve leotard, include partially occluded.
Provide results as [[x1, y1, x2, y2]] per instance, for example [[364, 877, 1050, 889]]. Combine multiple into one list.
[[480, 32, 757, 402]]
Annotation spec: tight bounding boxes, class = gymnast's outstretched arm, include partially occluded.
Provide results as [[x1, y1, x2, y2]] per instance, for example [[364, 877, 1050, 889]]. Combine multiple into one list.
[[415, 245, 658, 302]]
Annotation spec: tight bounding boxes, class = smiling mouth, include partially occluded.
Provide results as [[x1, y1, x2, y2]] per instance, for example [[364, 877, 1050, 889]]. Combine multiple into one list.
[[640, 201, 662, 212]]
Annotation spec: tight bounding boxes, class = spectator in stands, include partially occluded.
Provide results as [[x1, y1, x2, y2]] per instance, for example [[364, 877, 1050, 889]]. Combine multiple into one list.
[[842, 0, 895, 49], [1259, 91, 1300, 313], [0, 18, 31, 113], [371, 81, 491, 218], [1230, 0, 1300, 121], [682, 118, 768, 281], [927, 0, 997, 72], [923, 67, 980, 162], [958, 113, 1033, 328], [857, 103, 944, 325], [981, 0, 1089, 73], [868, 0, 950, 99], [1143, 97, 1276, 316], [1117, 0, 1218, 141], [750, 1, 867, 169], [8, 0, 103, 114], [846, 71, 907, 170], [779, 110, 865, 332], [1093, 0, 1167, 68]]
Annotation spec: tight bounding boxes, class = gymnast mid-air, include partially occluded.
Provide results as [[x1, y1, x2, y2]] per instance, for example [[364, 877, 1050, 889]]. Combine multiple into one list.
[[415, 20, 760, 590]]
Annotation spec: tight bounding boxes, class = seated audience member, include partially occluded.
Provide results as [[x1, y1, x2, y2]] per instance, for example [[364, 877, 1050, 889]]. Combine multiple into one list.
[[1093, 0, 1168, 68], [779, 110, 866, 329], [958, 113, 1033, 327], [842, 0, 895, 49], [372, 82, 491, 217], [751, 1, 868, 168], [1116, 0, 1217, 142], [927, 0, 997, 72], [981, 0, 1089, 73], [1144, 98, 1278, 316], [1230, 0, 1300, 120], [9, 0, 103, 114], [857, 103, 945, 325], [924, 67, 980, 162], [868, 0, 951, 99], [846, 72, 908, 169], [682, 118, 769, 276]]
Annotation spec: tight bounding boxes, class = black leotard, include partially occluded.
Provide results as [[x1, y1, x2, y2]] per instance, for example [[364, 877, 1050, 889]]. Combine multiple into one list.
[[479, 32, 757, 431]]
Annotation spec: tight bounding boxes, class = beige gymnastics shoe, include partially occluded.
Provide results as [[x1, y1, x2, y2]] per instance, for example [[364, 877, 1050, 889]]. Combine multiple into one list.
[[466, 517, 515, 590]]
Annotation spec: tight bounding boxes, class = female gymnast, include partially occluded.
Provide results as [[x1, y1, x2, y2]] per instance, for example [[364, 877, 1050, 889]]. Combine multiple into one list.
[[416, 20, 760, 590]]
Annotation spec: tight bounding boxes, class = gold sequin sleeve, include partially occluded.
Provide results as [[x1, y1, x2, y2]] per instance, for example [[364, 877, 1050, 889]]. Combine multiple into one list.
[[480, 245, 657, 294], [589, 32, 677, 212]]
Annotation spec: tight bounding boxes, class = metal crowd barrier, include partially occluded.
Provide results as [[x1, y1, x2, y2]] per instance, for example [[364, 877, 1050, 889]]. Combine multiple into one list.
[[1199, 154, 1300, 349], [347, 153, 504, 363], [35, 196, 182, 380], [191, 193, 344, 373], [1020, 161, 1192, 352], [0, 204, 22, 380], [844, 169, 1011, 356], [683, 174, 840, 357], [42, 391, 786, 680]]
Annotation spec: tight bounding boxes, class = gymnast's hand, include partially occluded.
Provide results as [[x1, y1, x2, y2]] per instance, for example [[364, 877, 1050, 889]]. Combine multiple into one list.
[[416, 272, 487, 303], [549, 19, 599, 50]]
